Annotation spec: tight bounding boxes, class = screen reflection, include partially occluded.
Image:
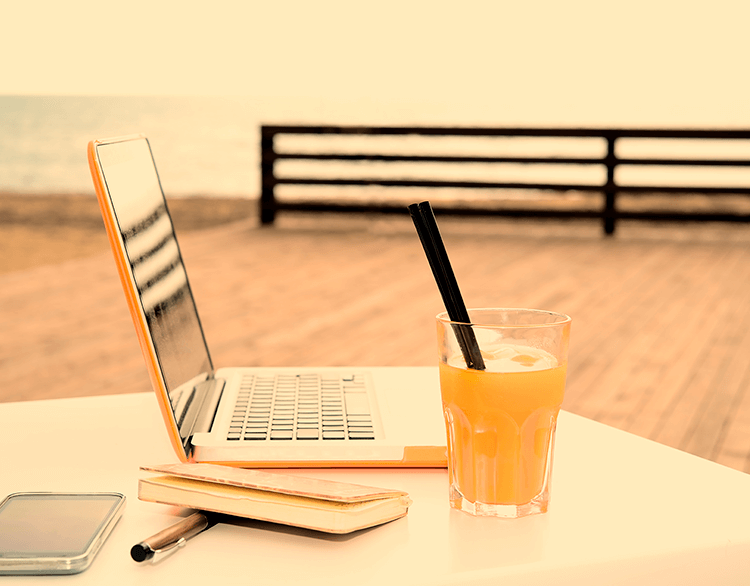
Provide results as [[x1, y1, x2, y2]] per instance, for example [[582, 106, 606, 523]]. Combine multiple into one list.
[[97, 138, 213, 408]]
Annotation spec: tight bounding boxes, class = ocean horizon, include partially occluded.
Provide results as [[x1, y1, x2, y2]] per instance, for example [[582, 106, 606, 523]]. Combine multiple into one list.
[[0, 96, 266, 198], [3, 95, 750, 203]]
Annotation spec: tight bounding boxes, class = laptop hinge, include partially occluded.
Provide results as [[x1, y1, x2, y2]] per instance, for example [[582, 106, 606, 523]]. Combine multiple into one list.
[[179, 377, 225, 450]]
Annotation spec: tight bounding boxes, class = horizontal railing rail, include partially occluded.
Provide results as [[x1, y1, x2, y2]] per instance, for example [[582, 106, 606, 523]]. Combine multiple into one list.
[[260, 125, 750, 234]]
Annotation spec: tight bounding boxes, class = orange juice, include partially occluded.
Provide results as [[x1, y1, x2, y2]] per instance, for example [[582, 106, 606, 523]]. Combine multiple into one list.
[[439, 344, 566, 510]]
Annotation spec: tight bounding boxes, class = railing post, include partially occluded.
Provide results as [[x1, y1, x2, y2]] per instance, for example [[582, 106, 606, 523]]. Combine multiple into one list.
[[260, 127, 277, 225], [603, 135, 617, 236]]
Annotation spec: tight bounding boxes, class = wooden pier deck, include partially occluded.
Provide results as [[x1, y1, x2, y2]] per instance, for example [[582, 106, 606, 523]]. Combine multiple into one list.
[[2, 200, 749, 474]]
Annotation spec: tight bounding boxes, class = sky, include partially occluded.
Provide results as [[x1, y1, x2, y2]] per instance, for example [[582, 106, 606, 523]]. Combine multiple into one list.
[[2, 0, 750, 127]]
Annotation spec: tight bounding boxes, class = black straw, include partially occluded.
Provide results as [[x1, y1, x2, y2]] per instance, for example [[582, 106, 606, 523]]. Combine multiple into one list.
[[408, 201, 485, 370]]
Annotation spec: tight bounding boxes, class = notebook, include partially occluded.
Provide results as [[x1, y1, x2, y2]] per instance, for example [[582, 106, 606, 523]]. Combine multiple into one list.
[[87, 134, 447, 467]]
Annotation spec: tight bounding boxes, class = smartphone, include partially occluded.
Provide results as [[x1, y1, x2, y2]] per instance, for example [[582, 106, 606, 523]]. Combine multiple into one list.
[[0, 492, 126, 575]]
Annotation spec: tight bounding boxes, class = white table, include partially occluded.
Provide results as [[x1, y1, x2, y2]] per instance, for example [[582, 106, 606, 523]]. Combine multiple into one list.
[[2, 367, 749, 585]]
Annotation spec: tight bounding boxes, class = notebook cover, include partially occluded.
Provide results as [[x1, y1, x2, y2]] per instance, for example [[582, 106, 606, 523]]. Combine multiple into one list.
[[140, 463, 409, 503]]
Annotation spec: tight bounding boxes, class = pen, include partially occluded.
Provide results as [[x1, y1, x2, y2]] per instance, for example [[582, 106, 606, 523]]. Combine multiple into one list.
[[131, 512, 215, 563]]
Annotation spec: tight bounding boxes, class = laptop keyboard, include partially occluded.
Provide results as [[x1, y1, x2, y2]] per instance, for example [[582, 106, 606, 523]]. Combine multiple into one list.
[[227, 373, 375, 441]]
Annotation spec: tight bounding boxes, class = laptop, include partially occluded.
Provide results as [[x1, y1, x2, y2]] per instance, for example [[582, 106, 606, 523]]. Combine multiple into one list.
[[87, 134, 447, 467]]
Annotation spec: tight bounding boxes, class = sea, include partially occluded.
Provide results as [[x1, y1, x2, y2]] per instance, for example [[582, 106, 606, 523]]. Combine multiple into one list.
[[1, 94, 544, 201], [3, 95, 750, 202], [0, 96, 270, 198], [0, 95, 596, 203]]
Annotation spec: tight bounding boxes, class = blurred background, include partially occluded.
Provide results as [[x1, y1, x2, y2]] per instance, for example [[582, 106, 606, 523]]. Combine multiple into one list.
[[2, 0, 750, 198]]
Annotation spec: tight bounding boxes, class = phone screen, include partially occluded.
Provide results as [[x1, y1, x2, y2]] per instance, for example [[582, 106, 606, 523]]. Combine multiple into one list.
[[0, 493, 125, 574]]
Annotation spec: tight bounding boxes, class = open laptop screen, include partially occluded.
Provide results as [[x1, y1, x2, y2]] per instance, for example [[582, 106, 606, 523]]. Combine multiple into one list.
[[95, 138, 213, 397]]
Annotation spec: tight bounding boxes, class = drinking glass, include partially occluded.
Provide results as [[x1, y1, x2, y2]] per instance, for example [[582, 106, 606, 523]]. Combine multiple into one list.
[[437, 308, 571, 518]]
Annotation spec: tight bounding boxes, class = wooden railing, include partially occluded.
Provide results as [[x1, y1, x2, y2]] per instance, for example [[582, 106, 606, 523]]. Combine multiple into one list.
[[260, 125, 750, 234]]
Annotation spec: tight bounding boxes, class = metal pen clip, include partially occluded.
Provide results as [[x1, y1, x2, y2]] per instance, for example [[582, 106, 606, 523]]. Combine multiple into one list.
[[150, 537, 187, 563]]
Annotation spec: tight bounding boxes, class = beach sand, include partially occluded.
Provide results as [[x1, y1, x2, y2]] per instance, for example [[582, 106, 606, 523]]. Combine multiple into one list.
[[0, 193, 256, 274]]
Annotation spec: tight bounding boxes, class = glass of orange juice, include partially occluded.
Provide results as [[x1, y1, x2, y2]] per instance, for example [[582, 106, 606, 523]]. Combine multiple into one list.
[[437, 308, 571, 518]]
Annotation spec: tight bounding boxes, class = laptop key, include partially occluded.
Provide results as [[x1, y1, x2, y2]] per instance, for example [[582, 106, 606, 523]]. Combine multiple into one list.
[[270, 430, 294, 440], [271, 413, 294, 422], [323, 427, 345, 434], [322, 430, 346, 440], [296, 429, 319, 440], [348, 431, 375, 440], [346, 414, 372, 422], [243, 432, 268, 440]]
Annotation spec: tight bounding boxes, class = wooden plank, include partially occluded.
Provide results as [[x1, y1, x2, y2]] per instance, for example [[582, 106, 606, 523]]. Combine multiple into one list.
[[622, 248, 747, 442], [713, 365, 750, 473], [679, 249, 750, 460], [562, 241, 687, 413], [582, 246, 719, 425], [596, 247, 731, 433], [645, 248, 750, 451]]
